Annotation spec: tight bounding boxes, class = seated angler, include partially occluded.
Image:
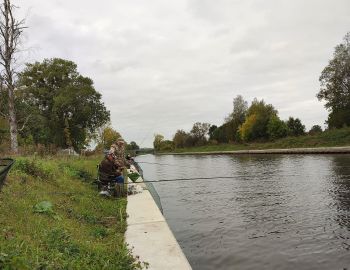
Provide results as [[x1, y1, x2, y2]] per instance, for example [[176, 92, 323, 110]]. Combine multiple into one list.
[[98, 152, 124, 195]]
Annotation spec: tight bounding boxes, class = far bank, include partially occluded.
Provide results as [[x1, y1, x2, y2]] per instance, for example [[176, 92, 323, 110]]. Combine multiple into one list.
[[156, 127, 350, 155]]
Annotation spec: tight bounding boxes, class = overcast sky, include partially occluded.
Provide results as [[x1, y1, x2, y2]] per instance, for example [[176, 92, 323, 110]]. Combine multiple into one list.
[[17, 0, 350, 147]]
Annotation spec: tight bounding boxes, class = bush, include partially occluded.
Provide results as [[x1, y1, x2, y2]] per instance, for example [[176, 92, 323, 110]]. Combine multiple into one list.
[[267, 115, 288, 140], [13, 158, 55, 180]]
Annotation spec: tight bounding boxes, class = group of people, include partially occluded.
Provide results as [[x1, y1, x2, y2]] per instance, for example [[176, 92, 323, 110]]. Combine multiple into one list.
[[98, 138, 134, 196]]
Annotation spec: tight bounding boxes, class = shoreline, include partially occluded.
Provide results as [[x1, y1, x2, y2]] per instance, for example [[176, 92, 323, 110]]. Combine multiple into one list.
[[125, 166, 192, 270], [158, 146, 350, 155]]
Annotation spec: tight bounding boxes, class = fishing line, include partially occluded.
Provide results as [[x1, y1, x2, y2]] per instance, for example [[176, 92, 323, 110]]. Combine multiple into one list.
[[128, 175, 241, 184], [135, 161, 204, 170]]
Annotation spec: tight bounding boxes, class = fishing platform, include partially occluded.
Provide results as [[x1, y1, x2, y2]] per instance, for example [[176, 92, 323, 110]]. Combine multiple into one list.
[[125, 163, 192, 270]]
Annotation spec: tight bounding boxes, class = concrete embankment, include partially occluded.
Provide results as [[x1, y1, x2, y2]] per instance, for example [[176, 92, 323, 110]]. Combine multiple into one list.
[[125, 181, 192, 270], [160, 146, 350, 155]]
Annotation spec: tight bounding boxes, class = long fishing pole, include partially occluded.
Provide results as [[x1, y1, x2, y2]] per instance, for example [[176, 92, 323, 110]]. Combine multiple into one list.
[[141, 176, 237, 183], [135, 161, 204, 170]]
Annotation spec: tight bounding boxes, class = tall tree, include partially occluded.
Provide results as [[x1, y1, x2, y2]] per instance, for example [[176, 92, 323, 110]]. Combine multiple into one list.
[[96, 125, 122, 150], [18, 58, 110, 151], [190, 122, 210, 146], [225, 95, 248, 124], [239, 98, 277, 141], [173, 129, 189, 149], [286, 117, 305, 136], [317, 32, 350, 128], [153, 134, 164, 151], [0, 0, 25, 153]]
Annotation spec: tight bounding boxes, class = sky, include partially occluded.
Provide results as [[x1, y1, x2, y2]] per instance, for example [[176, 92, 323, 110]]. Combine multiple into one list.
[[17, 0, 350, 147]]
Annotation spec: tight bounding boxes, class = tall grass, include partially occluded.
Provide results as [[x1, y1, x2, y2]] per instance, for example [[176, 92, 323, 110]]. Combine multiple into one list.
[[0, 156, 146, 270]]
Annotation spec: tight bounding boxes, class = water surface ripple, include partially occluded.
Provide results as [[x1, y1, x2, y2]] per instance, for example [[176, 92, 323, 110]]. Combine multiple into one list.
[[137, 154, 350, 270]]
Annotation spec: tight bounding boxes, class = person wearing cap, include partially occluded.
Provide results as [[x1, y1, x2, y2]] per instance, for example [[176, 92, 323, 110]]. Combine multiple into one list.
[[114, 138, 127, 167]]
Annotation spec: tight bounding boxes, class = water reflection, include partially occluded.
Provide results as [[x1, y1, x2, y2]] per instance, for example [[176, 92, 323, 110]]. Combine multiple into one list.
[[330, 155, 350, 230], [137, 154, 350, 270]]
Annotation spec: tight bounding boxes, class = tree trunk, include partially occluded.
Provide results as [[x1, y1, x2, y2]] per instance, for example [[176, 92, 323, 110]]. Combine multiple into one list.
[[7, 84, 18, 153], [0, 0, 24, 154]]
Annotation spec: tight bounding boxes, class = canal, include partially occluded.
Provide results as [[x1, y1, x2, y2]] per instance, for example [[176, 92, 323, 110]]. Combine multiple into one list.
[[137, 154, 350, 270]]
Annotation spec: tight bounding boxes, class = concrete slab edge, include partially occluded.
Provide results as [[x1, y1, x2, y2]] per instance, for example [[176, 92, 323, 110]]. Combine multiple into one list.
[[125, 180, 192, 270]]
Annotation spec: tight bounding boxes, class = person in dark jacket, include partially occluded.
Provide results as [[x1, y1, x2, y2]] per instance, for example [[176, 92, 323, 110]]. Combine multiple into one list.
[[99, 153, 124, 185]]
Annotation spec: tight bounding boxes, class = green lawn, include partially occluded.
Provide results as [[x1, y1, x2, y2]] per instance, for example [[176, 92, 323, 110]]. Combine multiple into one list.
[[167, 127, 350, 153], [0, 156, 145, 270]]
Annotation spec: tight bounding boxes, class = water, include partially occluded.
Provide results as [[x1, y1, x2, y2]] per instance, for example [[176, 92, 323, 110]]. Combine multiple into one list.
[[136, 154, 350, 270]]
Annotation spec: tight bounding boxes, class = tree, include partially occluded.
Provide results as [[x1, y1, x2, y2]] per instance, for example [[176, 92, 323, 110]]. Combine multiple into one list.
[[309, 125, 323, 135], [239, 114, 257, 142], [97, 125, 122, 150], [239, 98, 277, 141], [18, 58, 110, 151], [225, 95, 248, 124], [127, 141, 140, 150], [0, 0, 26, 153], [153, 134, 164, 151], [317, 32, 350, 128], [286, 117, 305, 136], [159, 140, 173, 152], [190, 122, 210, 146], [267, 115, 288, 140], [208, 125, 217, 140], [173, 129, 189, 149]]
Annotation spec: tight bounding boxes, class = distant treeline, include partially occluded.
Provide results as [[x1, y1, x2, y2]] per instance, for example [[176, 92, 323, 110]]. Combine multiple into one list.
[[154, 96, 322, 151], [154, 32, 350, 152]]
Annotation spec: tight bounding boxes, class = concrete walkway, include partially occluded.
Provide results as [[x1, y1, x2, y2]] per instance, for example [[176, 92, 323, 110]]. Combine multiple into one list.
[[125, 183, 192, 270], [163, 146, 350, 155]]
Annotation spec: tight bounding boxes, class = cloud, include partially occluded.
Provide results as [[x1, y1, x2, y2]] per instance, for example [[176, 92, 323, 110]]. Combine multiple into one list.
[[15, 0, 350, 146]]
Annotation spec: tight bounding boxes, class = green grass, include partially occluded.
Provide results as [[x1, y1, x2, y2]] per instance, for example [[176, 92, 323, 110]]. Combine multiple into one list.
[[167, 127, 350, 153], [0, 155, 146, 270]]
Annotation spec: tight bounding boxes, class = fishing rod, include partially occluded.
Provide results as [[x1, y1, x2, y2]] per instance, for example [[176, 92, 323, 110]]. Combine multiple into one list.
[[141, 176, 237, 183], [135, 161, 204, 170]]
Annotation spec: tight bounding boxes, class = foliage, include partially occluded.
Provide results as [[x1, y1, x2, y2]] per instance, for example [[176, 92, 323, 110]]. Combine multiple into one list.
[[267, 115, 288, 140], [0, 156, 144, 269], [173, 129, 190, 149], [127, 141, 140, 151], [17, 58, 110, 151], [153, 134, 164, 151], [208, 125, 217, 139], [0, 117, 9, 144], [211, 120, 239, 143], [96, 125, 122, 150], [33, 201, 54, 214], [190, 122, 210, 146], [309, 125, 323, 135], [317, 32, 350, 128], [239, 114, 257, 142], [225, 95, 248, 124], [169, 127, 350, 153], [286, 117, 305, 136], [159, 140, 174, 152], [238, 99, 277, 141], [13, 158, 54, 180]]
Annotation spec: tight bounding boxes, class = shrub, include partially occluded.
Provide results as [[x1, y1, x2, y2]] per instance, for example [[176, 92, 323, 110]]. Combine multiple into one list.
[[267, 115, 288, 140], [13, 158, 55, 180]]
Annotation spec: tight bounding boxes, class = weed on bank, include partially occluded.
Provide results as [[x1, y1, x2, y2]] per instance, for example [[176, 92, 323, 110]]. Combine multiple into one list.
[[0, 156, 145, 270]]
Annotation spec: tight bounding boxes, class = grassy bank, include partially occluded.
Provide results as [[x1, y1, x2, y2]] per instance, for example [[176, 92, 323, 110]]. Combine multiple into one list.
[[0, 156, 144, 270], [166, 127, 350, 153]]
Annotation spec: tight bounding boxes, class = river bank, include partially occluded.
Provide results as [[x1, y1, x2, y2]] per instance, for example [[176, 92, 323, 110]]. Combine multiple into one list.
[[158, 127, 350, 154], [126, 179, 192, 270], [0, 156, 140, 269], [159, 146, 350, 155]]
